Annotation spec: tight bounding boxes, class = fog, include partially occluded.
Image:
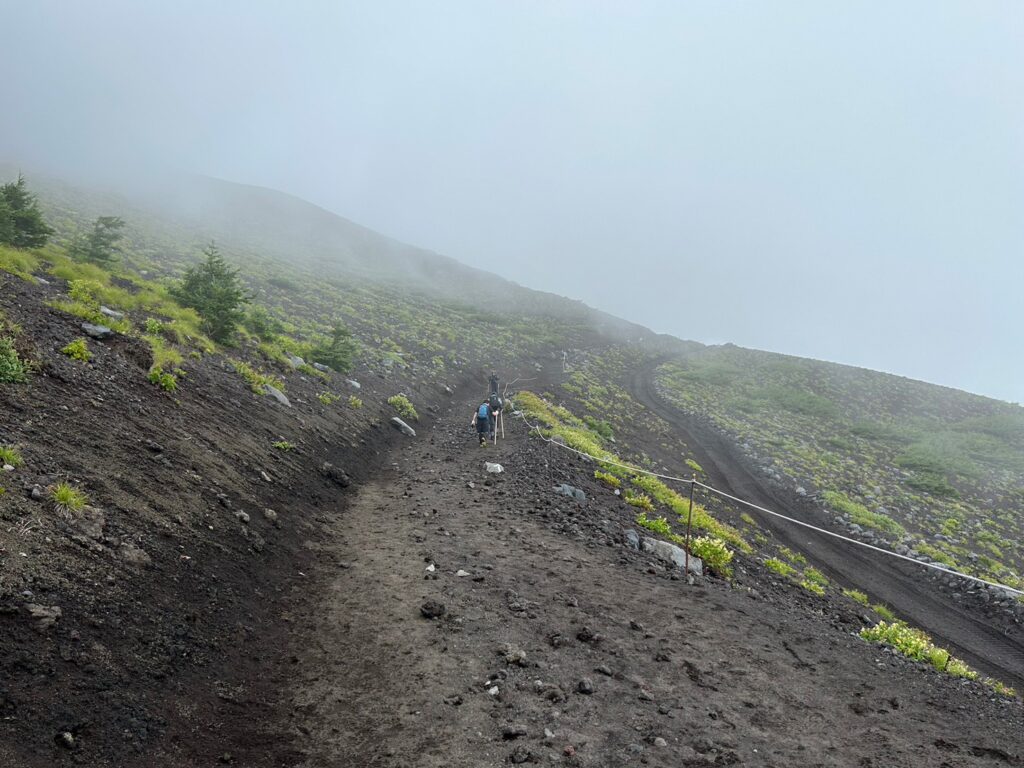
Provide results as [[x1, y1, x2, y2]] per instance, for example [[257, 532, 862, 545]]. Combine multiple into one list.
[[2, 1, 1022, 402]]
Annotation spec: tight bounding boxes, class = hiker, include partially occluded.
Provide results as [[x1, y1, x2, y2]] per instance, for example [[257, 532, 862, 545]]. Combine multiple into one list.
[[471, 401, 493, 446], [489, 372, 499, 396], [488, 391, 503, 439]]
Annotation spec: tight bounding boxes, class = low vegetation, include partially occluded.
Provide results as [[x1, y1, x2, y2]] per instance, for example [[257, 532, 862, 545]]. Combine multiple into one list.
[[0, 337, 27, 383], [388, 394, 418, 421], [230, 359, 284, 394], [0, 445, 24, 467], [50, 482, 87, 515], [61, 338, 91, 362]]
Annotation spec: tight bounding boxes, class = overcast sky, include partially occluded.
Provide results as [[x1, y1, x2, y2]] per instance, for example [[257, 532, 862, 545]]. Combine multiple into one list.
[[2, 2, 1022, 402]]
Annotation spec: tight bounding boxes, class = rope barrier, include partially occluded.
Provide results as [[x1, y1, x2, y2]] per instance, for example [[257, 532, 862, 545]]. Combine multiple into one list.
[[510, 405, 1024, 598]]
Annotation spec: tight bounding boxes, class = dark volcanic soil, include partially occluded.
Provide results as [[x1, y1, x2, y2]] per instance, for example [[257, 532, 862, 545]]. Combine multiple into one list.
[[2, 270, 1023, 767]]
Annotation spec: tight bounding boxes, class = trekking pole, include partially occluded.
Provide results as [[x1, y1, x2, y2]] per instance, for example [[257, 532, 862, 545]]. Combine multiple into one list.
[[500, 410, 505, 439]]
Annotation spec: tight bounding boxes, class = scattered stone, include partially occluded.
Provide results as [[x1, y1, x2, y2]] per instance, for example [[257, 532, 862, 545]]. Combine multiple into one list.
[[487, 685, 500, 696], [29, 485, 44, 501], [595, 664, 613, 677], [576, 626, 599, 644], [260, 470, 273, 483], [553, 484, 586, 503], [391, 417, 416, 437], [425, 563, 436, 573], [485, 462, 504, 474], [629, 619, 645, 632], [81, 323, 114, 339], [263, 508, 279, 525], [624, 529, 640, 550], [641, 536, 703, 576], [70, 506, 105, 540], [99, 305, 124, 320], [654, 737, 668, 747], [456, 569, 470, 577], [576, 678, 594, 695], [502, 724, 528, 740], [420, 599, 446, 619], [262, 384, 291, 406], [120, 543, 152, 568], [234, 510, 250, 524], [321, 463, 351, 487], [2, 464, 13, 472], [287, 354, 305, 369], [346, 379, 361, 390], [55, 731, 75, 750], [509, 745, 535, 764], [26, 604, 61, 633], [312, 362, 331, 373]]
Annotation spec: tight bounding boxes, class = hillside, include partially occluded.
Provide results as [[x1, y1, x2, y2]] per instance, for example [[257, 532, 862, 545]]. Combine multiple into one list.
[[1, 171, 1022, 766]]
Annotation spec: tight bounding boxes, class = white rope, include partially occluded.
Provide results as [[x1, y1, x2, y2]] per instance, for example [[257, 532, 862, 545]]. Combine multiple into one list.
[[511, 405, 1024, 598]]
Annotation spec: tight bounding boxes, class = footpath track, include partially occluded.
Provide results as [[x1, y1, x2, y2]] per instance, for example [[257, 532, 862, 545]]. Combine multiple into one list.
[[278, 391, 1023, 767], [629, 362, 1024, 691]]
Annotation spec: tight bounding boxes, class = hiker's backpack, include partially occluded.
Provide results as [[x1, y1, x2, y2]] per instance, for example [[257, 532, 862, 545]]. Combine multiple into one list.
[[478, 403, 490, 419], [489, 393, 501, 410]]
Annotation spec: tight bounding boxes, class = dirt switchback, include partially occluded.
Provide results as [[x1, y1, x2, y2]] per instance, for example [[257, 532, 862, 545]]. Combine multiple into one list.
[[629, 361, 1024, 691], [283, 393, 1023, 767]]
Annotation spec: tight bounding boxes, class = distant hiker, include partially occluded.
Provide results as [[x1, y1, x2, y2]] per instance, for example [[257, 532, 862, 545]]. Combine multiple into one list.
[[489, 373, 499, 396], [472, 401, 493, 446]]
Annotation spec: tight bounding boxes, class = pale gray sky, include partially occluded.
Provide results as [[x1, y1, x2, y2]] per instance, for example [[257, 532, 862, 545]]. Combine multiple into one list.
[[2, 1, 1022, 401]]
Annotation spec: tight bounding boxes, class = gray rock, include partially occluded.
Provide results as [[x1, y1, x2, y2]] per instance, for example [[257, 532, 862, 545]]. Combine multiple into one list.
[[624, 528, 640, 550], [25, 604, 62, 632], [262, 384, 291, 406], [81, 323, 114, 339], [653, 737, 668, 747], [502, 724, 528, 740], [321, 462, 351, 487], [312, 362, 331, 373], [391, 417, 416, 437], [71, 506, 105, 540], [641, 536, 704, 577], [420, 599, 446, 619], [29, 485, 44, 501], [576, 678, 594, 695], [553, 484, 586, 503], [234, 510, 250, 524], [287, 354, 305, 369], [99, 305, 124, 320], [55, 731, 75, 750], [263, 508, 279, 525], [120, 543, 152, 568], [346, 379, 361, 390]]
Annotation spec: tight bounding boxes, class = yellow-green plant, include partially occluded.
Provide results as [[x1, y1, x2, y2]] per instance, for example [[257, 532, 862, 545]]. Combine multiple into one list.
[[348, 395, 363, 408], [272, 440, 295, 451], [594, 469, 621, 488], [624, 490, 655, 512], [765, 557, 796, 577], [148, 367, 178, 392], [61, 338, 92, 362], [51, 482, 88, 515], [318, 392, 340, 405], [0, 445, 23, 467], [690, 536, 734, 575], [843, 588, 870, 606], [388, 394, 418, 421]]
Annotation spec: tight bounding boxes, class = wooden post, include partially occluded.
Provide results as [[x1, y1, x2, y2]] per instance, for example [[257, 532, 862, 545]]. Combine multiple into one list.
[[684, 476, 696, 575]]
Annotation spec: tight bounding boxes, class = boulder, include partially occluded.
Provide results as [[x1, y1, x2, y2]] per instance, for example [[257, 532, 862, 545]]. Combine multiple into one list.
[[25, 604, 61, 633], [553, 484, 586, 503], [99, 305, 124, 320], [321, 462, 351, 488], [346, 379, 361, 390], [312, 362, 332, 373], [641, 536, 703, 577], [81, 323, 114, 340], [390, 417, 416, 437], [624, 528, 640, 550], [287, 355, 305, 369], [262, 384, 291, 406]]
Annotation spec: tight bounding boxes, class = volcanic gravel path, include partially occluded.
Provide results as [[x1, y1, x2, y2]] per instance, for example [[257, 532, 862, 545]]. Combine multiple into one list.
[[280, 393, 1023, 767]]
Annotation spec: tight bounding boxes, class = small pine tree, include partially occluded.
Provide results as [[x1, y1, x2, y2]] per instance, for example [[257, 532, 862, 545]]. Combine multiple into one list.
[[0, 174, 53, 249], [0, 196, 14, 245], [310, 323, 358, 373], [171, 242, 249, 342], [69, 216, 125, 265]]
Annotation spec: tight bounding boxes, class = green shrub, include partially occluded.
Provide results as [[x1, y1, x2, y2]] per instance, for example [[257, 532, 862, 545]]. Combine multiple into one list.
[[594, 469, 621, 488], [625, 490, 655, 512], [0, 445, 23, 467], [170, 243, 249, 342], [803, 566, 828, 587], [272, 440, 295, 451], [309, 323, 358, 373], [51, 482, 87, 514], [636, 511, 676, 539], [230, 359, 284, 394], [0, 337, 27, 383], [800, 578, 826, 596], [843, 588, 869, 606], [860, 620, 979, 681], [148, 367, 178, 392], [984, 678, 1017, 698], [779, 546, 807, 566], [388, 394, 418, 421], [318, 392, 340, 405], [690, 536, 734, 575], [872, 603, 898, 622], [823, 491, 906, 539], [740, 512, 757, 526], [348, 395, 363, 408], [765, 557, 796, 578], [685, 459, 704, 474], [145, 318, 165, 336], [61, 338, 92, 362]]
